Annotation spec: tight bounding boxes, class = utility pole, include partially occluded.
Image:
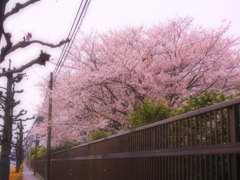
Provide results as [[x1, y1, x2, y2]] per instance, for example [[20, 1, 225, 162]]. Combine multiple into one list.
[[46, 72, 53, 180]]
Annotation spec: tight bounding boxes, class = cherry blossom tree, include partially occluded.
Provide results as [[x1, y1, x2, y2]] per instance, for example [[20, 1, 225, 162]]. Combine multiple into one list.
[[34, 17, 240, 146]]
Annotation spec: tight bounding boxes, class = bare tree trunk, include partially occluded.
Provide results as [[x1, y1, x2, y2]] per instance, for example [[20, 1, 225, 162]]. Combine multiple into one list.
[[0, 74, 14, 180], [0, 0, 7, 42], [15, 121, 23, 173]]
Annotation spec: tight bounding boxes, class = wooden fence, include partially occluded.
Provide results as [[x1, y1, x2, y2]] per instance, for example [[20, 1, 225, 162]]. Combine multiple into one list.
[[31, 98, 240, 180]]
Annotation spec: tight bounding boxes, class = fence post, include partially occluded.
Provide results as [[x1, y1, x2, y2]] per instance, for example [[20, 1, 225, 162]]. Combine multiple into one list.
[[229, 105, 239, 143], [229, 105, 239, 180]]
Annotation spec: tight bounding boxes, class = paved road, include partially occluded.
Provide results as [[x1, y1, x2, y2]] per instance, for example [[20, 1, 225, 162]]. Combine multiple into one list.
[[22, 163, 41, 180], [10, 163, 15, 170]]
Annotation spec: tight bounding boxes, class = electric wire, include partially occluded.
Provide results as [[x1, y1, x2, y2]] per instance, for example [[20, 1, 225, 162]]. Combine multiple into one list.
[[53, 0, 91, 81], [52, 0, 91, 82], [52, 0, 85, 77], [24, 0, 92, 143], [42, 0, 91, 105]]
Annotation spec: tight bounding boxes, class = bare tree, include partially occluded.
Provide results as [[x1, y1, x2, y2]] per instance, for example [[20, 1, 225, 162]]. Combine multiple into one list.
[[0, 1, 69, 179], [13, 113, 32, 173]]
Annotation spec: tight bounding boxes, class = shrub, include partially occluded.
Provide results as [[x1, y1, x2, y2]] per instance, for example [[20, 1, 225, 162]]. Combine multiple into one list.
[[9, 165, 22, 180], [51, 142, 77, 153], [177, 90, 240, 114], [127, 101, 173, 129], [90, 130, 111, 141], [31, 146, 47, 159]]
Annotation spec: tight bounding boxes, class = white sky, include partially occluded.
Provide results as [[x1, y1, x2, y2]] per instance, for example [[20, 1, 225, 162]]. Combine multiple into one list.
[[1, 0, 240, 129]]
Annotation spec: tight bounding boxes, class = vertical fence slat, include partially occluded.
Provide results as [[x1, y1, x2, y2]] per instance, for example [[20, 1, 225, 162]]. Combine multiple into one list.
[[178, 121, 181, 148], [221, 154, 224, 180], [200, 115, 203, 146], [204, 155, 207, 180], [186, 119, 189, 147], [220, 109, 224, 144], [210, 112, 213, 145], [204, 114, 207, 146], [226, 108, 230, 143], [227, 154, 231, 180]]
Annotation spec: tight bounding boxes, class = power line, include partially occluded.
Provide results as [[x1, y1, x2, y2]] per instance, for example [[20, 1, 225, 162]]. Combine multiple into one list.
[[25, 0, 92, 146], [41, 0, 91, 114], [52, 0, 92, 82]]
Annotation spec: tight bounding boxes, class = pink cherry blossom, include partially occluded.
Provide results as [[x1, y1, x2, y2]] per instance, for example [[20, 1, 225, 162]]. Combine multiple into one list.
[[32, 17, 240, 146]]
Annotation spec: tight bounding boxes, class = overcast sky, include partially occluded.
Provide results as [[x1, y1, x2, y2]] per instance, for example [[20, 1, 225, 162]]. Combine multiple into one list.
[[84, 0, 240, 35], [2, 0, 240, 129]]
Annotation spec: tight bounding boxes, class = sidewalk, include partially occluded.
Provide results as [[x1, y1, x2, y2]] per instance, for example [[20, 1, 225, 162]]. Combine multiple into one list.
[[22, 163, 41, 180]]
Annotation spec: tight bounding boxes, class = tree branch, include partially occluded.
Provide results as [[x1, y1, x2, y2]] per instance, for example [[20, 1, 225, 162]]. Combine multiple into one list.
[[14, 90, 23, 94], [0, 38, 70, 63], [0, 32, 12, 63], [3, 0, 40, 21], [12, 73, 25, 83], [14, 116, 35, 122], [13, 109, 27, 120], [0, 51, 50, 77]]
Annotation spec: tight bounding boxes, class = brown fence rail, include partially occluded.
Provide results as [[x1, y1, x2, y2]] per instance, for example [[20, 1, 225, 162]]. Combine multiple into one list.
[[31, 98, 240, 180]]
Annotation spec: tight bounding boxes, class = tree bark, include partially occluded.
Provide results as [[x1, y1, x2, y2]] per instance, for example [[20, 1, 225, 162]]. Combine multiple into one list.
[[0, 0, 7, 41], [15, 121, 23, 173], [0, 74, 14, 180]]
